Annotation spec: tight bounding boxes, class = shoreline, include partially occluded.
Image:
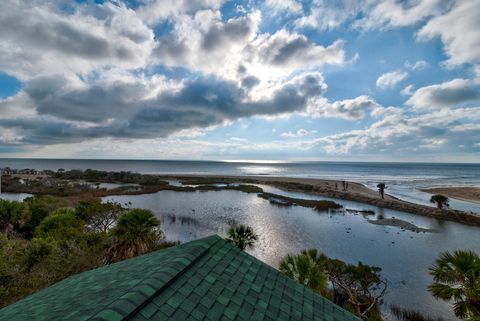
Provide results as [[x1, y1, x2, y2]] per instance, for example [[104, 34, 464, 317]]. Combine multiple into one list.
[[419, 187, 480, 204], [2, 172, 480, 226], [158, 174, 480, 226]]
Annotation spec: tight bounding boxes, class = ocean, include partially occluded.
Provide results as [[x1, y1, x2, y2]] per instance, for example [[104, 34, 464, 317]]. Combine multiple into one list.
[[1, 158, 479, 212]]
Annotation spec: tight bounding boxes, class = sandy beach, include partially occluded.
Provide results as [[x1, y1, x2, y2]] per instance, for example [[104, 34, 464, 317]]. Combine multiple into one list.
[[420, 187, 480, 204]]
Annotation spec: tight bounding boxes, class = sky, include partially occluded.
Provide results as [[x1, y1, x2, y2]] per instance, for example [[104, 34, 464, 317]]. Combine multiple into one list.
[[0, 0, 479, 162]]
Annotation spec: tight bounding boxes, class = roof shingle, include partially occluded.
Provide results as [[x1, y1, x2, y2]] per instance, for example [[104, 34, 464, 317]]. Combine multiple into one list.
[[0, 235, 360, 321]]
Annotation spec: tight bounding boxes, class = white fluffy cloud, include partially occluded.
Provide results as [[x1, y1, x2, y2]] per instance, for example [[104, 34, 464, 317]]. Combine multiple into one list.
[[293, 0, 452, 31], [354, 0, 451, 30], [315, 106, 480, 156], [376, 71, 408, 89], [417, 0, 480, 66], [307, 95, 384, 120], [265, 0, 303, 15], [407, 79, 479, 109], [0, 1, 154, 79]]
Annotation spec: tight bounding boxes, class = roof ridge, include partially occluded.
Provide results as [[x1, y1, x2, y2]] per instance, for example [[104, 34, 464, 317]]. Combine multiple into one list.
[[88, 235, 222, 321]]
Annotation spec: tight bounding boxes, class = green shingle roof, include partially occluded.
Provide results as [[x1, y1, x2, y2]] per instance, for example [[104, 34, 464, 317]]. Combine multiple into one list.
[[0, 235, 360, 321]]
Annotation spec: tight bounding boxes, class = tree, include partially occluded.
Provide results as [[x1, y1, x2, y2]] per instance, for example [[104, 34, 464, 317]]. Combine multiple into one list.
[[21, 196, 68, 239], [226, 224, 258, 251], [430, 195, 449, 209], [327, 259, 387, 319], [429, 250, 480, 320], [376, 183, 386, 199], [279, 249, 329, 295], [75, 201, 124, 233], [279, 249, 387, 320], [104, 209, 161, 263]]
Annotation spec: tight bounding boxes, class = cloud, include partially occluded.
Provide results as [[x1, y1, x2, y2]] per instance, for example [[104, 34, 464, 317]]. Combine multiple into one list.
[[417, 0, 480, 66], [315, 106, 480, 156], [407, 79, 479, 109], [376, 71, 408, 89], [137, 0, 226, 25], [307, 95, 383, 120], [400, 84, 415, 96], [153, 15, 345, 87], [265, 0, 303, 15], [295, 0, 362, 30], [280, 129, 313, 138], [405, 60, 428, 71], [294, 0, 452, 31], [354, 0, 452, 30], [0, 71, 327, 145], [0, 0, 154, 79]]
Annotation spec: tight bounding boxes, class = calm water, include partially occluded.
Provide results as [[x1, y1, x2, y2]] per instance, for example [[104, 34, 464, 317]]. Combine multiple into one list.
[[1, 158, 479, 212], [104, 186, 480, 321]]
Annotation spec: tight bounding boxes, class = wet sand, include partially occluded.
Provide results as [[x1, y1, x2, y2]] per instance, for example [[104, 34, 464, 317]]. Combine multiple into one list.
[[419, 187, 480, 204]]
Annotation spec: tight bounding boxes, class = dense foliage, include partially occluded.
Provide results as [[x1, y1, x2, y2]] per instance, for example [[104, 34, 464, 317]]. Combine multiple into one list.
[[0, 197, 170, 307], [280, 250, 386, 320], [56, 169, 166, 185]]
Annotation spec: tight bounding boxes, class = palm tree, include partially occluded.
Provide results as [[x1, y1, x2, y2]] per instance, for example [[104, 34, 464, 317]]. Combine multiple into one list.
[[429, 250, 480, 320], [430, 194, 449, 209], [226, 224, 258, 250], [279, 249, 329, 295], [105, 209, 161, 263]]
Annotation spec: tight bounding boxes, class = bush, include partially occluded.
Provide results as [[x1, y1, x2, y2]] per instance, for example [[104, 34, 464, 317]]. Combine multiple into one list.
[[35, 208, 84, 241]]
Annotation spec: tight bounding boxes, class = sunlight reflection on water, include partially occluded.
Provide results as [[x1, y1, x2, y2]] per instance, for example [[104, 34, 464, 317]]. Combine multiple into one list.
[[102, 189, 477, 320]]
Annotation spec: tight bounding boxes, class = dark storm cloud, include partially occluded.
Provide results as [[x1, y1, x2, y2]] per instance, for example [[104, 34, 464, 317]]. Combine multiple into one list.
[[25, 75, 147, 123], [3, 73, 326, 144]]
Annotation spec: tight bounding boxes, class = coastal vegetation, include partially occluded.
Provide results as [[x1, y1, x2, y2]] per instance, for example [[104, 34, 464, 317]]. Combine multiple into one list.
[[428, 250, 480, 320], [226, 224, 258, 251], [389, 305, 446, 321], [258, 192, 342, 211], [279, 249, 387, 320], [0, 197, 173, 307], [429, 194, 450, 209]]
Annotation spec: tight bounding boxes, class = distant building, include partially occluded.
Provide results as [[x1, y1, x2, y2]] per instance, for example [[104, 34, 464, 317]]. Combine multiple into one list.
[[0, 235, 359, 321]]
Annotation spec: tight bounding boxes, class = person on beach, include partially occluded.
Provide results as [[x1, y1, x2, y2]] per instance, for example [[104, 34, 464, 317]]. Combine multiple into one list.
[[377, 183, 386, 199]]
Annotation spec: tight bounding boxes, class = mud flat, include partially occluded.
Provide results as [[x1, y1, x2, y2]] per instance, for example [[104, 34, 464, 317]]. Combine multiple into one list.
[[368, 218, 434, 233]]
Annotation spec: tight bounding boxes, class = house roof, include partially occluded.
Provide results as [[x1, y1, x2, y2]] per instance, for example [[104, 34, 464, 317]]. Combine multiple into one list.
[[0, 235, 360, 321]]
